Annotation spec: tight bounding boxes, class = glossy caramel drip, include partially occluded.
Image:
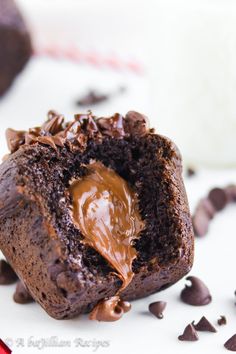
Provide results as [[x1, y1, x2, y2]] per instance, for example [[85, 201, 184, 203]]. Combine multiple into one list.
[[69, 161, 145, 321], [89, 295, 131, 322], [69, 161, 144, 292]]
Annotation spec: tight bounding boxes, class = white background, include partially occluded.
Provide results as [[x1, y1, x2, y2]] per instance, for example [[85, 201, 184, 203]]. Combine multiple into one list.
[[15, 0, 236, 167]]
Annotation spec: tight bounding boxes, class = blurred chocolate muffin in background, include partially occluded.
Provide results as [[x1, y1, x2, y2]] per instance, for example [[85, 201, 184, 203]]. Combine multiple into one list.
[[0, 0, 32, 96]]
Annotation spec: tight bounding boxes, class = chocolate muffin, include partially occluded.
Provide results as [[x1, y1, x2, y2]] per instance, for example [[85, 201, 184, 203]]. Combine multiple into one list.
[[0, 111, 194, 320], [0, 0, 32, 96]]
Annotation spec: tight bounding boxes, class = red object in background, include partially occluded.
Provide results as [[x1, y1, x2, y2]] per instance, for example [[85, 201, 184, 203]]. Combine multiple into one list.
[[0, 339, 11, 354], [34, 44, 144, 75]]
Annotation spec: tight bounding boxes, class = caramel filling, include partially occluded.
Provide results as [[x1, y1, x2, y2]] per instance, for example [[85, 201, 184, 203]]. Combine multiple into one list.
[[69, 161, 145, 320]]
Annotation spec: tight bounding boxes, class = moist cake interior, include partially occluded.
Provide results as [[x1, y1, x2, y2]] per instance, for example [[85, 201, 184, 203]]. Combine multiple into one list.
[[17, 133, 182, 282]]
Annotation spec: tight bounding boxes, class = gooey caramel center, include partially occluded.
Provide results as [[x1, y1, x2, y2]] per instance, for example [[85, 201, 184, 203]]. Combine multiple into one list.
[[69, 161, 144, 292]]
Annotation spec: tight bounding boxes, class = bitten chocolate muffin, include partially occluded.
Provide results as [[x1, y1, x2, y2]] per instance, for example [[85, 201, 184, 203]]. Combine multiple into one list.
[[0, 0, 32, 96], [0, 111, 194, 320]]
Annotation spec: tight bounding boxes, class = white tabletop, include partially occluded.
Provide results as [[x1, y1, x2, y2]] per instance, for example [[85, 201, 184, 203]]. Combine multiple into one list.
[[0, 50, 236, 354]]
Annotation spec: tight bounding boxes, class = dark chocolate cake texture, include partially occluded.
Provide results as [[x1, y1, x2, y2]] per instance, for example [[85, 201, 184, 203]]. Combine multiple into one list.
[[0, 0, 32, 96], [0, 110, 194, 320]]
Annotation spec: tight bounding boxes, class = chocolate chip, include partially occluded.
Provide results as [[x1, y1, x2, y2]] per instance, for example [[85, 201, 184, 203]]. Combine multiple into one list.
[[13, 281, 34, 304], [180, 276, 212, 306], [125, 111, 149, 136], [85, 116, 100, 138], [192, 316, 217, 332], [218, 316, 227, 326], [76, 90, 108, 106], [192, 185, 236, 238], [97, 113, 125, 138], [186, 167, 196, 177], [225, 185, 236, 203], [5, 128, 25, 153], [0, 260, 18, 285], [149, 301, 167, 319], [76, 86, 126, 107], [192, 197, 216, 237], [208, 187, 228, 211], [41, 113, 64, 134], [6, 110, 150, 154], [192, 208, 210, 237], [224, 334, 236, 351], [199, 198, 216, 219], [178, 324, 199, 341]]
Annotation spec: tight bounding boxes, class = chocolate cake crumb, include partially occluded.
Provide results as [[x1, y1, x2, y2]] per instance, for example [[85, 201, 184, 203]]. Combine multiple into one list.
[[178, 324, 199, 341], [192, 316, 217, 332], [218, 316, 227, 326], [148, 301, 167, 319], [0, 259, 18, 284], [180, 276, 212, 306], [224, 334, 236, 351], [13, 281, 34, 304]]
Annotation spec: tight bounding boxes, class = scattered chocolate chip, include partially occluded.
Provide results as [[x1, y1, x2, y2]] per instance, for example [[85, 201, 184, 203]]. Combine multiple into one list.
[[186, 167, 196, 177], [192, 198, 216, 237], [178, 323, 199, 341], [225, 185, 236, 202], [218, 316, 227, 326], [13, 281, 34, 304], [180, 276, 212, 306], [192, 208, 210, 237], [208, 187, 227, 211], [76, 86, 126, 107], [192, 185, 231, 237], [192, 316, 217, 332], [0, 260, 18, 285], [199, 198, 216, 219], [76, 90, 108, 106], [149, 301, 167, 319], [224, 334, 236, 351]]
